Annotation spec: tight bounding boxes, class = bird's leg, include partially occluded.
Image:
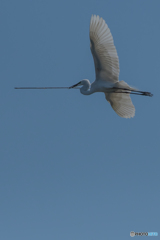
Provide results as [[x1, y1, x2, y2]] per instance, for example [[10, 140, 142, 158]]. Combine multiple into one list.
[[112, 87, 153, 97]]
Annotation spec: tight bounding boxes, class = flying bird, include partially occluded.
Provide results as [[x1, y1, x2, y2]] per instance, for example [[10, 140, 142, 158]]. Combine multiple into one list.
[[15, 15, 153, 118]]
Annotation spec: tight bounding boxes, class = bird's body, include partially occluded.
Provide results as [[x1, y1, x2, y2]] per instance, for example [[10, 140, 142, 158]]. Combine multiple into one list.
[[15, 15, 153, 118], [76, 79, 110, 95], [69, 15, 152, 118]]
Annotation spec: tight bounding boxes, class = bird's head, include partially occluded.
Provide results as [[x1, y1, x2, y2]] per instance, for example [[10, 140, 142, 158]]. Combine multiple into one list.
[[69, 79, 90, 89]]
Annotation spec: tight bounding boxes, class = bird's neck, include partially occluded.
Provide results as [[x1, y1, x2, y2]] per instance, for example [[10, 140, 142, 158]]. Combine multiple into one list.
[[80, 88, 92, 95], [80, 82, 94, 95]]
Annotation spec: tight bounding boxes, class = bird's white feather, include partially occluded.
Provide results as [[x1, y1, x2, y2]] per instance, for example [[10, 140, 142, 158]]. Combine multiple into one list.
[[90, 15, 119, 83], [105, 92, 135, 118]]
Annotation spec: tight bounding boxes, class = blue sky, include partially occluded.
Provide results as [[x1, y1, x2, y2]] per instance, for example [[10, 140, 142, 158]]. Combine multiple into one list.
[[0, 0, 160, 239]]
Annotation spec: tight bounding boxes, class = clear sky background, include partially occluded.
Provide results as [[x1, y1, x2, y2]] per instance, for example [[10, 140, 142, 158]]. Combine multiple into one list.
[[0, 0, 160, 239]]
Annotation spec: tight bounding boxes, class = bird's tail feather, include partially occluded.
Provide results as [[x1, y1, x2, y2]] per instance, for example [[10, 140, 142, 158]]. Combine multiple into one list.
[[105, 81, 135, 118]]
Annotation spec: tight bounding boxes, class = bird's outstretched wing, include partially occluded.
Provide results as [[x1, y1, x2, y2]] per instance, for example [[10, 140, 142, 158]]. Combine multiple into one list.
[[90, 15, 119, 83], [105, 92, 135, 118]]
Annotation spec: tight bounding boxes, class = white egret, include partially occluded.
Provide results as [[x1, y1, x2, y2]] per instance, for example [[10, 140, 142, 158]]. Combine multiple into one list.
[[15, 15, 152, 118]]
